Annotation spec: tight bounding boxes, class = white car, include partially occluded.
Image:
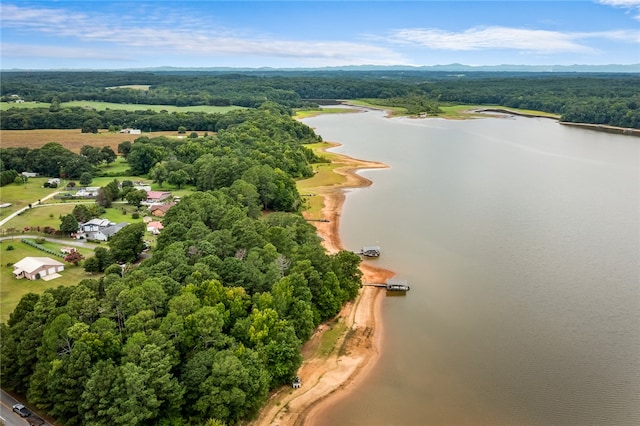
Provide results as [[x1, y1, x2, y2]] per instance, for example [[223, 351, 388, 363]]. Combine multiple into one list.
[[12, 403, 32, 417]]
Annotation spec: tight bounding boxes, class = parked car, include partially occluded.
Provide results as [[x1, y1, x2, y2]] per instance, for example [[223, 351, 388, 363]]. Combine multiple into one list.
[[12, 403, 32, 417], [28, 415, 45, 426]]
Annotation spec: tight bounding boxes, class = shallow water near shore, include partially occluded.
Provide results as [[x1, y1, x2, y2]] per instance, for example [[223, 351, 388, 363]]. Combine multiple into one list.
[[302, 109, 640, 426]]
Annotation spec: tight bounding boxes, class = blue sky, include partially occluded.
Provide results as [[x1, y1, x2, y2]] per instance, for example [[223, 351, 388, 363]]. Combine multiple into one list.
[[1, 1, 639, 69]]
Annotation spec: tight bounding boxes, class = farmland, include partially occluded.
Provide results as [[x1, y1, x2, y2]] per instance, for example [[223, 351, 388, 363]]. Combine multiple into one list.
[[0, 129, 187, 152], [0, 100, 243, 113]]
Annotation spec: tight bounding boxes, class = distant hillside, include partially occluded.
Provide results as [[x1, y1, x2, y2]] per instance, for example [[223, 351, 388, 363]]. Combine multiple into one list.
[[3, 63, 639, 73]]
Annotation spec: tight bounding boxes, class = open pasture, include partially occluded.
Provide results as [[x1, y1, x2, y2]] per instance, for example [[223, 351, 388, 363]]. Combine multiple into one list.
[[1, 100, 243, 113], [0, 129, 181, 152]]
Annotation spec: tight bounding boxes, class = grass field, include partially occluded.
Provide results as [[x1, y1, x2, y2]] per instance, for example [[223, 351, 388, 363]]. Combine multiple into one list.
[[0, 101, 49, 109], [0, 178, 60, 220], [0, 239, 99, 323], [294, 108, 358, 119], [106, 85, 151, 90], [2, 204, 76, 231], [101, 204, 145, 224], [97, 157, 130, 175], [296, 142, 346, 218], [0, 101, 243, 114], [2, 199, 146, 233], [437, 104, 561, 119], [300, 99, 561, 120]]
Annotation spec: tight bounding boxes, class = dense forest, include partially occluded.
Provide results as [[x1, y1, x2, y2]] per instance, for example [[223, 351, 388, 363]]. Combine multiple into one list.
[[1, 104, 360, 425], [1, 70, 639, 128]]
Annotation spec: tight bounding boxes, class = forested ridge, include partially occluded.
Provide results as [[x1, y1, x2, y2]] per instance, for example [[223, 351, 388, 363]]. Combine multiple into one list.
[[1, 70, 639, 128], [1, 105, 360, 425]]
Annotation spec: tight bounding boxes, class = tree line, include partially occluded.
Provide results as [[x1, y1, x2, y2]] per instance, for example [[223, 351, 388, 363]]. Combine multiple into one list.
[[2, 70, 638, 128]]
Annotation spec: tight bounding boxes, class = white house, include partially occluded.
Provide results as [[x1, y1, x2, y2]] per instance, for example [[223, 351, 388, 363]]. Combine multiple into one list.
[[120, 128, 141, 134], [76, 218, 129, 240], [81, 218, 111, 233], [13, 257, 65, 281], [92, 222, 128, 241], [75, 187, 100, 197]]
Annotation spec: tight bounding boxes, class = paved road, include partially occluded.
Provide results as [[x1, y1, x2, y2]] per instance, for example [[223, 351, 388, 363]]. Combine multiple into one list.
[[0, 235, 97, 250], [0, 389, 50, 426]]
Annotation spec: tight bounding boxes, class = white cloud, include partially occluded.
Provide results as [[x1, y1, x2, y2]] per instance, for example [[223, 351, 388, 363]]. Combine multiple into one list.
[[0, 43, 127, 61], [598, 0, 640, 6], [598, 0, 640, 20], [0, 3, 404, 66], [388, 26, 639, 54]]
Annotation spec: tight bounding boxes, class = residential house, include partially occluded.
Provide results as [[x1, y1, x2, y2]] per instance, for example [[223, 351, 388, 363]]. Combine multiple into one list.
[[13, 257, 65, 281], [81, 218, 111, 233], [92, 222, 128, 241], [149, 202, 176, 217], [146, 221, 164, 235], [21, 172, 39, 178], [144, 191, 172, 205], [75, 218, 128, 240], [120, 128, 141, 134], [75, 187, 100, 197]]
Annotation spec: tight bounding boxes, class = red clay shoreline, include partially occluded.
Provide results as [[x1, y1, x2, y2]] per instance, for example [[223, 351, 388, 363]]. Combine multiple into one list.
[[250, 143, 394, 426]]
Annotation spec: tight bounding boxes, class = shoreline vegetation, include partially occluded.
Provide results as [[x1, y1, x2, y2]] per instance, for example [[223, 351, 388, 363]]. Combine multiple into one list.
[[347, 101, 640, 136], [251, 142, 394, 426]]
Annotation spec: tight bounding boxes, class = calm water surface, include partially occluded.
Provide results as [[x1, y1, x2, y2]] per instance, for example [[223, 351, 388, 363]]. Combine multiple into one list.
[[302, 109, 640, 426]]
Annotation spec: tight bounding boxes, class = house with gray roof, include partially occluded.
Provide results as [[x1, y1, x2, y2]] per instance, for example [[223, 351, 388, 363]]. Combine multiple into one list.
[[92, 222, 128, 241]]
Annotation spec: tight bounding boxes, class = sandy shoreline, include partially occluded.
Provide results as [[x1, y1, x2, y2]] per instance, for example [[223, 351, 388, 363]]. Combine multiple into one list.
[[250, 143, 394, 426]]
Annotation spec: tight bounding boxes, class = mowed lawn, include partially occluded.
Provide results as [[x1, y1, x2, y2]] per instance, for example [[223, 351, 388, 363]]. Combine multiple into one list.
[[0, 178, 60, 221], [5, 201, 146, 231], [2, 203, 76, 231], [0, 239, 99, 323], [296, 142, 346, 218]]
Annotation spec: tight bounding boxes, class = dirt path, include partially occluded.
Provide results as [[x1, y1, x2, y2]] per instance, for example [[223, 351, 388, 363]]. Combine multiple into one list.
[[250, 144, 395, 426]]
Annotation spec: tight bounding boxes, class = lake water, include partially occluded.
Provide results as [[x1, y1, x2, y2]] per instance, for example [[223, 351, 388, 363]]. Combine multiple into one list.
[[302, 109, 640, 426]]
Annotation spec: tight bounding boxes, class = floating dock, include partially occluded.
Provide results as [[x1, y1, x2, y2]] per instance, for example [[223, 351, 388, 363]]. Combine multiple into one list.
[[385, 279, 410, 292], [357, 245, 381, 257], [363, 279, 410, 292]]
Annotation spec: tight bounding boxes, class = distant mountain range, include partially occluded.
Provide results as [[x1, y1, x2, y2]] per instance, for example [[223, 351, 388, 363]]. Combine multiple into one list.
[[2, 63, 640, 73]]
